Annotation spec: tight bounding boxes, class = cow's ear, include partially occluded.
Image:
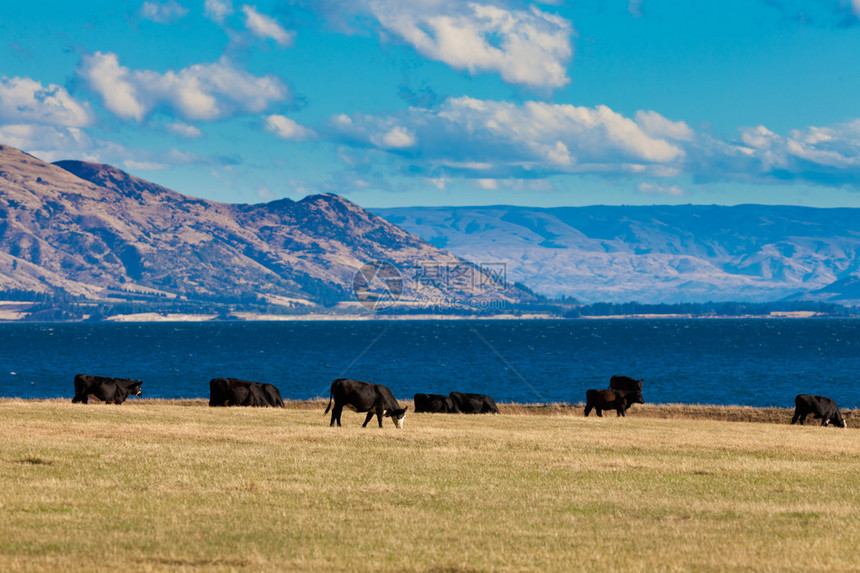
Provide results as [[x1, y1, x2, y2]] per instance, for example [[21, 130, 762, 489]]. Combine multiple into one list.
[[403, 406, 409, 412]]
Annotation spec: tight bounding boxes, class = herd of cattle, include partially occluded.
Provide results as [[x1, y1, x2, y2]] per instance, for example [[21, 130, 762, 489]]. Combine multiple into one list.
[[69, 373, 848, 429]]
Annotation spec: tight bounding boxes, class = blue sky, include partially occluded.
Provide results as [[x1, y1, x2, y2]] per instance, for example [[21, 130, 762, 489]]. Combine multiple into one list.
[[1, 0, 860, 208]]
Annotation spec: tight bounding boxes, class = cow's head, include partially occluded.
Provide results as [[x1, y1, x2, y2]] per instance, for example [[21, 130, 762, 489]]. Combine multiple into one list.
[[629, 391, 645, 405], [832, 413, 846, 428], [129, 380, 143, 397], [385, 407, 408, 429]]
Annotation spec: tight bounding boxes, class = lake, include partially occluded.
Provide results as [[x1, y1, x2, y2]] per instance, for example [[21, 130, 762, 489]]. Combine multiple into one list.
[[1, 319, 858, 408]]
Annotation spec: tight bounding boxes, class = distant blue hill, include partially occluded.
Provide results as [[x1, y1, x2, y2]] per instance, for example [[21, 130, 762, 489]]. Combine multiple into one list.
[[374, 204, 860, 304]]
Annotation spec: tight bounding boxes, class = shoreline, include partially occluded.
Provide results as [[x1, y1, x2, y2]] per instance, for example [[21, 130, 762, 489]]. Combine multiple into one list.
[[1, 311, 855, 323], [2, 398, 854, 425]]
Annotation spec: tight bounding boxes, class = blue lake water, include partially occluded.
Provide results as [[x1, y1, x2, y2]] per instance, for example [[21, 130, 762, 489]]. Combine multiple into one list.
[[1, 319, 859, 408]]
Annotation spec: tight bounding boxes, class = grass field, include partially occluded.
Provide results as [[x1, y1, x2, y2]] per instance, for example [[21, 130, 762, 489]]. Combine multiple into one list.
[[1, 400, 858, 572]]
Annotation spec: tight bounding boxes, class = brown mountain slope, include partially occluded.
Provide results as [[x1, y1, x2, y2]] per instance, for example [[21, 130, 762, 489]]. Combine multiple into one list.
[[0, 144, 523, 310]]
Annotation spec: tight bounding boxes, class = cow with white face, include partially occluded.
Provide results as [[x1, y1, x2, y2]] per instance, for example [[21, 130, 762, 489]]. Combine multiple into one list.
[[325, 378, 407, 429]]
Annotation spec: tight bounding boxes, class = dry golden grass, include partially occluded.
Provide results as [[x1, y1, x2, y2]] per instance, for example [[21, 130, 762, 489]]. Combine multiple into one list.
[[1, 399, 858, 572]]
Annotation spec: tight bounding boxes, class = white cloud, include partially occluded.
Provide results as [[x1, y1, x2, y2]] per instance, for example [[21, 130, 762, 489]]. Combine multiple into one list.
[[427, 176, 448, 190], [0, 124, 211, 171], [0, 77, 92, 127], [687, 120, 860, 185], [628, 0, 643, 18], [637, 182, 685, 196], [372, 125, 416, 149], [740, 125, 779, 149], [77, 52, 288, 122], [242, 5, 294, 46], [205, 0, 233, 23], [140, 0, 189, 24], [852, 0, 860, 18], [265, 115, 315, 141], [0, 124, 91, 161], [321, 1, 573, 89], [328, 97, 686, 178], [166, 121, 202, 138], [76, 53, 147, 121], [636, 110, 694, 141], [326, 95, 860, 186]]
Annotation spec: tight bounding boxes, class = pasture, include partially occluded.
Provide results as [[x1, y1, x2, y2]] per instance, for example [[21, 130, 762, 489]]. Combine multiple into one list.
[[1, 399, 858, 572]]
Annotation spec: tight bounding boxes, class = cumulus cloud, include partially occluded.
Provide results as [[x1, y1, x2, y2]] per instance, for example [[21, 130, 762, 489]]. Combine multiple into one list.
[[0, 124, 91, 161], [166, 121, 202, 138], [636, 110, 694, 141], [242, 5, 294, 46], [371, 125, 416, 149], [755, 120, 860, 180], [77, 52, 288, 122], [140, 0, 189, 24], [328, 97, 686, 178], [683, 120, 860, 186], [318, 0, 573, 89], [326, 94, 860, 187], [205, 0, 233, 23], [0, 77, 92, 127], [264, 114, 315, 141], [0, 122, 212, 172]]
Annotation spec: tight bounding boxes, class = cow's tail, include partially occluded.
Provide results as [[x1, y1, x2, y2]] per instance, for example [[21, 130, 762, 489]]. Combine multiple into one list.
[[324, 387, 333, 415]]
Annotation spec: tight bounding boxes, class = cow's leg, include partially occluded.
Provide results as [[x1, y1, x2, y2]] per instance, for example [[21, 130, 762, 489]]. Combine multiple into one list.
[[596, 408, 603, 417], [822, 418, 829, 427], [798, 414, 806, 425], [584, 403, 592, 417], [790, 410, 801, 424], [376, 406, 385, 428], [330, 403, 343, 427], [362, 410, 375, 427], [617, 407, 625, 417]]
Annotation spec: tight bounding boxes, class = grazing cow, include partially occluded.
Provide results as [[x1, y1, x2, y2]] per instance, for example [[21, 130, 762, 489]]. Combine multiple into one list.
[[449, 392, 500, 414], [791, 394, 846, 428], [610, 375, 643, 393], [209, 378, 285, 408], [325, 378, 407, 428], [414, 393, 460, 413], [71, 374, 142, 404], [584, 389, 644, 417]]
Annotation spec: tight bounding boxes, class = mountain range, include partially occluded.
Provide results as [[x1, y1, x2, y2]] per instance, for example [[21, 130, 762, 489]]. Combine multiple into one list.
[[3, 141, 859, 314], [0, 144, 523, 316], [375, 204, 860, 304]]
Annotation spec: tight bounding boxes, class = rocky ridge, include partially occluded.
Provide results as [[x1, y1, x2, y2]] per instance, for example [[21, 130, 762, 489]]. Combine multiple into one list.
[[0, 144, 523, 313]]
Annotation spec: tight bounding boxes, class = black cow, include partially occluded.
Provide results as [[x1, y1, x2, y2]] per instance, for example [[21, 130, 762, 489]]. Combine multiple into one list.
[[610, 375, 643, 393], [584, 389, 644, 417], [71, 374, 142, 404], [449, 392, 500, 414], [791, 394, 846, 428], [209, 378, 285, 408], [325, 378, 407, 428], [414, 393, 460, 413]]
